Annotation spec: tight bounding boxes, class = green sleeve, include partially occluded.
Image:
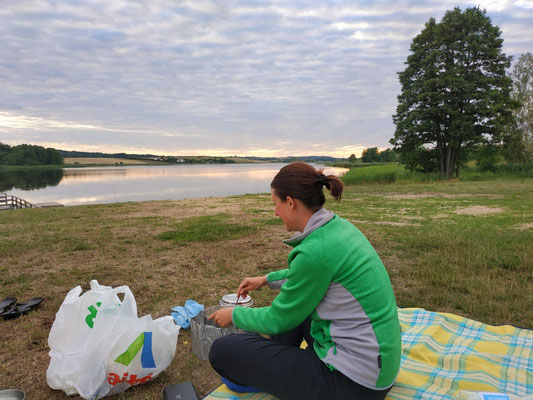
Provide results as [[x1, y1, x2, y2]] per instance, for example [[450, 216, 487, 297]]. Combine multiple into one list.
[[233, 247, 333, 335], [267, 269, 289, 284]]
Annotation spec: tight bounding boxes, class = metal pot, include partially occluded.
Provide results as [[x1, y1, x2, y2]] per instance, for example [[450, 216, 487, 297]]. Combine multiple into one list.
[[190, 305, 252, 361]]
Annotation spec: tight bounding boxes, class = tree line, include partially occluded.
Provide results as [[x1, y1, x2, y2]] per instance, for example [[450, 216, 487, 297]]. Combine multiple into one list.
[[348, 148, 399, 164], [0, 143, 64, 166], [390, 6, 532, 179]]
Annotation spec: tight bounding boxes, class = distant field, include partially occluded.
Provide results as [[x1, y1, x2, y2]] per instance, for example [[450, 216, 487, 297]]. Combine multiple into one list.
[[177, 156, 267, 163], [229, 157, 269, 163], [64, 157, 153, 165]]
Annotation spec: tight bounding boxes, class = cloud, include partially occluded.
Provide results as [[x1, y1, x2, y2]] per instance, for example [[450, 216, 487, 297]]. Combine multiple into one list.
[[0, 0, 531, 156]]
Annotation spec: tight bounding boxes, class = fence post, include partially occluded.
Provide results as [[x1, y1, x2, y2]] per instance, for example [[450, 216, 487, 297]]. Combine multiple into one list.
[[0, 194, 37, 210]]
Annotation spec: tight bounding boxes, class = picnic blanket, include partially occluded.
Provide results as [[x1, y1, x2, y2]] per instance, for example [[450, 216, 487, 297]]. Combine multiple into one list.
[[203, 308, 533, 400]]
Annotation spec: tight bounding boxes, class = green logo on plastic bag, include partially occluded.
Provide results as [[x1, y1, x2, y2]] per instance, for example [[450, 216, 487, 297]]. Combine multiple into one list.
[[85, 302, 101, 328], [114, 332, 156, 368]]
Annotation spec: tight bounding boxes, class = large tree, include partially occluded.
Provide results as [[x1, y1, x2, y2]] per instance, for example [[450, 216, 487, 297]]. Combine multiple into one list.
[[504, 52, 533, 162], [391, 7, 517, 178]]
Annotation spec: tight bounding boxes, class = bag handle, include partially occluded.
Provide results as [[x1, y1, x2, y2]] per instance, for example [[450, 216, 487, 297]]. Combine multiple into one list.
[[88, 280, 137, 317], [107, 285, 138, 317]]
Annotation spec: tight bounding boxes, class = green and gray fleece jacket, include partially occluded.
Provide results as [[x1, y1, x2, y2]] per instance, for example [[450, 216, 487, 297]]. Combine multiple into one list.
[[232, 208, 402, 390]]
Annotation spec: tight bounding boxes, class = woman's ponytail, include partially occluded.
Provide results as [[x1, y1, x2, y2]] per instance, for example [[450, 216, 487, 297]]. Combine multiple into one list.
[[318, 170, 343, 202], [271, 162, 343, 211]]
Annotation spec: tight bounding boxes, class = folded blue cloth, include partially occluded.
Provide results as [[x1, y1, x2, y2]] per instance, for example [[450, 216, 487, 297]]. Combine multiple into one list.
[[171, 300, 204, 329]]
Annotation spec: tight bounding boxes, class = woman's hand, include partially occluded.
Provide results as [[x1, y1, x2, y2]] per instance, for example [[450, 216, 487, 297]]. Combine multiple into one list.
[[236, 276, 267, 299], [207, 276, 267, 328], [207, 307, 234, 328]]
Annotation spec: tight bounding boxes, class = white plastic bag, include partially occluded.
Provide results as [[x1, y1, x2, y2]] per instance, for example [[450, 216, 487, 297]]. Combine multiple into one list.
[[46, 280, 180, 399]]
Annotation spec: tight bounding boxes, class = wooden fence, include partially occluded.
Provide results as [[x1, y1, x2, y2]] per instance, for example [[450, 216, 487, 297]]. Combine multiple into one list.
[[0, 193, 38, 210]]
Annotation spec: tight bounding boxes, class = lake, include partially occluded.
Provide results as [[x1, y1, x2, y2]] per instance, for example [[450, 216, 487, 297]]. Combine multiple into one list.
[[0, 163, 348, 206]]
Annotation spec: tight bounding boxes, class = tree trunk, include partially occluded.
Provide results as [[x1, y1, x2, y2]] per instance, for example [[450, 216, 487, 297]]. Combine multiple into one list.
[[450, 148, 457, 179], [444, 144, 463, 179], [455, 147, 461, 178], [445, 146, 453, 179], [438, 143, 446, 176]]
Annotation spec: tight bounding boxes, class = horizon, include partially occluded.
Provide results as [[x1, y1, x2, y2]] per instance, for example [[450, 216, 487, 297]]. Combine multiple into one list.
[[58, 147, 362, 160], [2, 140, 374, 159]]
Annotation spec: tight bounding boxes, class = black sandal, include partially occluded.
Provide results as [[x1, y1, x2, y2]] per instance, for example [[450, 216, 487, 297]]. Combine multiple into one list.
[[1, 297, 44, 320], [0, 297, 17, 314]]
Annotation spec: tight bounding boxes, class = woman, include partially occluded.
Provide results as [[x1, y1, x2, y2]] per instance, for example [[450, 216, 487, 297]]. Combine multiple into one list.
[[208, 162, 401, 400]]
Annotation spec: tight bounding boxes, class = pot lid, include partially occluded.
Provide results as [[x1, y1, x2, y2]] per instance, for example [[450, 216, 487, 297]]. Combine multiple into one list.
[[220, 293, 254, 306]]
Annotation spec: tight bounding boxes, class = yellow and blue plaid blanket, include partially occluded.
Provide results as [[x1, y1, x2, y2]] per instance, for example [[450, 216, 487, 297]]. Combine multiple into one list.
[[203, 308, 533, 399], [388, 308, 532, 399]]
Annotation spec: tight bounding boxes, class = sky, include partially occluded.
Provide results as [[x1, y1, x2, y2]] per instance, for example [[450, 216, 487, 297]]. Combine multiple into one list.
[[1, 1, 532, 158]]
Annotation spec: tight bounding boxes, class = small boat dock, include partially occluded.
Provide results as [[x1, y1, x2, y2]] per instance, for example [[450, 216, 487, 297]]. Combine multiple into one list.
[[34, 202, 64, 208], [0, 193, 63, 210]]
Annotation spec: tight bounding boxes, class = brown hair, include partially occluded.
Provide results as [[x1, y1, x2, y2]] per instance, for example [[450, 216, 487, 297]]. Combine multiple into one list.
[[270, 162, 343, 211]]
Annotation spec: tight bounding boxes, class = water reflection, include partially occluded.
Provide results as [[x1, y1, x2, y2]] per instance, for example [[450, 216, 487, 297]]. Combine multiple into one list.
[[1, 164, 348, 206], [0, 168, 63, 191], [59, 165, 291, 181]]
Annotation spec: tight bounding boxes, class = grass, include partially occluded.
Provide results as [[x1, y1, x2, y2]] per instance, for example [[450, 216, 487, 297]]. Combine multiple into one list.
[[158, 214, 257, 243], [340, 162, 533, 185], [459, 162, 533, 180], [341, 163, 442, 184], [0, 179, 532, 398]]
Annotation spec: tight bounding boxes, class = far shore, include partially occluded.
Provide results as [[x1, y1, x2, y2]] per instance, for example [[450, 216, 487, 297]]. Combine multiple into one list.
[[0, 156, 350, 170]]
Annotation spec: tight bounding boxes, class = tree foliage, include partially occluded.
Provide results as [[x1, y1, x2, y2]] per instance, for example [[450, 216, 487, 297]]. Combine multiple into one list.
[[0, 143, 64, 166], [503, 52, 533, 162], [0, 142, 11, 164], [360, 147, 399, 163], [391, 7, 517, 178], [361, 147, 380, 163], [378, 148, 398, 162]]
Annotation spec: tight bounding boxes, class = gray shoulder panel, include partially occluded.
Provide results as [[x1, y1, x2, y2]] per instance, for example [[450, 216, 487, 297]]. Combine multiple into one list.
[[316, 282, 381, 388]]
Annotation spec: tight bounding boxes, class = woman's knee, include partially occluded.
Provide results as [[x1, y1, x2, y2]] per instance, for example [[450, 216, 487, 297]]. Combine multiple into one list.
[[209, 335, 229, 367], [209, 334, 247, 367]]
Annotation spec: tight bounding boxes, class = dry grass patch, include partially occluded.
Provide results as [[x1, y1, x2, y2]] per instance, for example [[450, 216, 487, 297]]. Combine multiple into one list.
[[384, 192, 503, 199], [454, 206, 505, 215], [122, 196, 272, 221], [515, 222, 533, 231], [349, 219, 422, 227]]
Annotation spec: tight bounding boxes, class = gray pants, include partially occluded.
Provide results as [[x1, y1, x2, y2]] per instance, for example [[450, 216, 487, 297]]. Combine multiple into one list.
[[208, 318, 391, 400]]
